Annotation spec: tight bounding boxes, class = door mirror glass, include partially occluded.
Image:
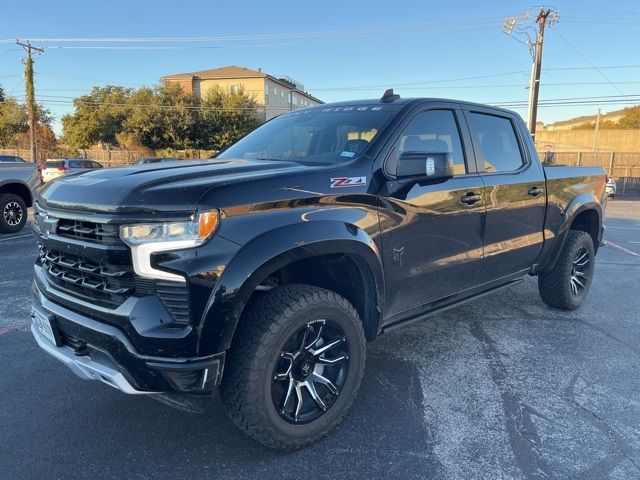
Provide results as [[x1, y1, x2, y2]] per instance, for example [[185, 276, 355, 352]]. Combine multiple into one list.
[[396, 151, 454, 181]]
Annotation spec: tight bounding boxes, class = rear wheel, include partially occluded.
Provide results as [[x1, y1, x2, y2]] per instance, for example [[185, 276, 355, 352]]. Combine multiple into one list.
[[538, 230, 595, 310], [0, 193, 28, 233], [220, 284, 366, 450]]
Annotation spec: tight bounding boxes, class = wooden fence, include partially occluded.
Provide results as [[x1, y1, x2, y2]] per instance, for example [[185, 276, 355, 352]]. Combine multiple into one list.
[[0, 148, 217, 168], [537, 151, 640, 195], [2, 147, 639, 195]]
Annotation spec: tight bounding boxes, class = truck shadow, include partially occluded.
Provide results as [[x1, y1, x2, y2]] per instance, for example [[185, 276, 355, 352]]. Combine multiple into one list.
[[3, 330, 442, 479]]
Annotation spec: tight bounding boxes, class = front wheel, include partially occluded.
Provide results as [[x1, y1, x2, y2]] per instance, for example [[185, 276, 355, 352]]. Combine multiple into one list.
[[220, 284, 366, 450], [538, 230, 595, 310], [0, 193, 28, 233]]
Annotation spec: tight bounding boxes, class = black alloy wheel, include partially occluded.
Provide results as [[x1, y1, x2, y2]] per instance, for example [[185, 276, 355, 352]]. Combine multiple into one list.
[[0, 193, 28, 233], [538, 230, 595, 310], [569, 246, 590, 296], [271, 318, 350, 424], [221, 284, 366, 450]]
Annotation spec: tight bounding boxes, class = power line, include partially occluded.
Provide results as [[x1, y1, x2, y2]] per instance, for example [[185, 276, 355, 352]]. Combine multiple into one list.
[[5, 93, 638, 111], [553, 29, 625, 95], [0, 17, 507, 45], [503, 6, 560, 138], [29, 25, 504, 51]]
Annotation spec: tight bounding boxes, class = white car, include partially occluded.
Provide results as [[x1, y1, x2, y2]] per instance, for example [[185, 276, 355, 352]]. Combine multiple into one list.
[[606, 176, 617, 198], [39, 158, 103, 184]]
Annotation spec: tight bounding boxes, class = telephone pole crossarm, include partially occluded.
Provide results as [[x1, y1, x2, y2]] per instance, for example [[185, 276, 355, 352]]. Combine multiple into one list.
[[503, 7, 559, 141]]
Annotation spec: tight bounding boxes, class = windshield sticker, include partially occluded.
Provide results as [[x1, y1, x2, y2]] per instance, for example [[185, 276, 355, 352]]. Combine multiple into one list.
[[339, 151, 356, 158], [330, 176, 367, 188]]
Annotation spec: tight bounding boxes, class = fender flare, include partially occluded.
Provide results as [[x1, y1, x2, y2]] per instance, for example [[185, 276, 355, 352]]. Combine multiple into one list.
[[196, 221, 384, 354], [0, 179, 34, 206], [540, 193, 603, 272]]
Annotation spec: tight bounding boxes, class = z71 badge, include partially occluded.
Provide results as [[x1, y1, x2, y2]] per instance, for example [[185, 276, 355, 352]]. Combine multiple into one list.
[[330, 176, 367, 188]]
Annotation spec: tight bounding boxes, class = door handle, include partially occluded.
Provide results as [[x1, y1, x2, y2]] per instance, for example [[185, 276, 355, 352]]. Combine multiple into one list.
[[460, 192, 482, 205], [528, 186, 544, 197]]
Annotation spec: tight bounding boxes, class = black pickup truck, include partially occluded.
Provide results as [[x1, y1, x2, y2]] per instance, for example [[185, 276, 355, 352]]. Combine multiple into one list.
[[30, 92, 606, 450]]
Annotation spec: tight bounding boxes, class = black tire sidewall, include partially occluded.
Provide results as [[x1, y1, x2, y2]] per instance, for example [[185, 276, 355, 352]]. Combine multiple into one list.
[[0, 194, 28, 233], [257, 301, 365, 441], [559, 232, 596, 309]]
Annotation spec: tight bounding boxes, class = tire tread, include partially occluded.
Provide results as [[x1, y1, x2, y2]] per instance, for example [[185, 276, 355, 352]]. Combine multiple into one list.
[[220, 284, 366, 450]]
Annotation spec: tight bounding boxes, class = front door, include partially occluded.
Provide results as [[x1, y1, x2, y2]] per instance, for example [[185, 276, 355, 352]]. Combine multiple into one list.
[[377, 106, 486, 322]]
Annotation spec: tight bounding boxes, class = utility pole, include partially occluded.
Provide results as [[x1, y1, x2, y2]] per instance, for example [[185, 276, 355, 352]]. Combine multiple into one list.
[[16, 40, 44, 163], [592, 108, 605, 152], [503, 8, 559, 141], [527, 8, 550, 140]]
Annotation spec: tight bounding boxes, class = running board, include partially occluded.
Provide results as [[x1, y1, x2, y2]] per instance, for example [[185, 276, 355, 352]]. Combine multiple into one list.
[[381, 278, 524, 334]]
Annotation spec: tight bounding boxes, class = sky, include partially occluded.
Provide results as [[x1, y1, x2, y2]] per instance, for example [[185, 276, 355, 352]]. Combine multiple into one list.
[[1, 0, 639, 135]]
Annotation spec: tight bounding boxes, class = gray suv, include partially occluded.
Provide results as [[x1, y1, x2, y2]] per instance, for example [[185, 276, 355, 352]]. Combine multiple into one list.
[[40, 158, 103, 184]]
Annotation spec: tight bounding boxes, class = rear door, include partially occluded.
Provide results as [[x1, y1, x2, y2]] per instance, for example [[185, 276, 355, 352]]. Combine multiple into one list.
[[463, 107, 546, 281], [377, 103, 486, 322]]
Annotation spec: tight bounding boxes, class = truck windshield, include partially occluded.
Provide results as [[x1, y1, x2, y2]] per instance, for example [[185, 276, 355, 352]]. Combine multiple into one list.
[[217, 105, 401, 165]]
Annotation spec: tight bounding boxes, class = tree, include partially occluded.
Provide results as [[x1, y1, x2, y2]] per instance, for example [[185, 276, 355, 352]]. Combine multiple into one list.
[[618, 106, 640, 129], [0, 98, 29, 147], [60, 81, 263, 153], [122, 82, 198, 149], [61, 86, 132, 150], [200, 86, 261, 150]]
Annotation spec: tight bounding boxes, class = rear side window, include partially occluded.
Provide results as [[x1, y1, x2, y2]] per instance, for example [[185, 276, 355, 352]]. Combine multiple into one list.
[[68, 160, 83, 168], [468, 113, 525, 173], [91, 162, 103, 168], [44, 161, 64, 168]]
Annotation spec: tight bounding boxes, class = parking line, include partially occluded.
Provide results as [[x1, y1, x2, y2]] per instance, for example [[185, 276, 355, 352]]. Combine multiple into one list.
[[0, 233, 32, 243], [603, 240, 640, 257]]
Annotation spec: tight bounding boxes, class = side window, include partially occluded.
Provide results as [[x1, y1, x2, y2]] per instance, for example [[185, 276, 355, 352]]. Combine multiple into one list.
[[388, 110, 467, 175], [468, 113, 525, 173]]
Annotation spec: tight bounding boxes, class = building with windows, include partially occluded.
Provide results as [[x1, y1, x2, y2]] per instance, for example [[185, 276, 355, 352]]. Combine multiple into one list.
[[163, 65, 323, 121]]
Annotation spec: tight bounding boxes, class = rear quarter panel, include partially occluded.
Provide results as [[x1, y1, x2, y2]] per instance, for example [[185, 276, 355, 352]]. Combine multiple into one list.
[[535, 165, 607, 272]]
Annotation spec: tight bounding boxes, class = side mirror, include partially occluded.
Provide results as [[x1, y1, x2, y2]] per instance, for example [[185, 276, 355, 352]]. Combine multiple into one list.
[[396, 151, 454, 182]]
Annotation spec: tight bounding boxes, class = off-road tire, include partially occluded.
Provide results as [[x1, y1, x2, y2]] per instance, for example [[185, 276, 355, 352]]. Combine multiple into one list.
[[538, 230, 595, 310], [220, 284, 366, 450], [0, 193, 28, 233]]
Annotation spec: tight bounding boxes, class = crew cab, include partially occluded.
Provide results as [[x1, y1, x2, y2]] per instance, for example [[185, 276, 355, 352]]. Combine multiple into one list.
[[30, 92, 606, 450]]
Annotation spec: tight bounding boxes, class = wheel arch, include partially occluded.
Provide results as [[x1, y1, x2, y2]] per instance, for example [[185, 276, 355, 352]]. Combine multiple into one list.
[[197, 221, 385, 354], [0, 180, 33, 207], [538, 194, 603, 273]]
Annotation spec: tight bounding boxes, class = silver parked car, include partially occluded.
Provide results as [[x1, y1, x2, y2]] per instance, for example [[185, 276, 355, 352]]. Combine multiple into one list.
[[40, 158, 104, 184]]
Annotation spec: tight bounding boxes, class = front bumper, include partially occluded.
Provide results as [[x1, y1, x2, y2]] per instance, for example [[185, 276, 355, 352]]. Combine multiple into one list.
[[31, 281, 225, 397]]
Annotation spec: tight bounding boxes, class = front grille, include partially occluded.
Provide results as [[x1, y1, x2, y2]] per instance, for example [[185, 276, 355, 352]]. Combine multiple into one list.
[[56, 218, 121, 244], [39, 245, 135, 307], [35, 209, 192, 325]]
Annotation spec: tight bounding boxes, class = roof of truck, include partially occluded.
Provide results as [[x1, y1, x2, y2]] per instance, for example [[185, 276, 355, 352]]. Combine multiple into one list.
[[309, 97, 518, 116]]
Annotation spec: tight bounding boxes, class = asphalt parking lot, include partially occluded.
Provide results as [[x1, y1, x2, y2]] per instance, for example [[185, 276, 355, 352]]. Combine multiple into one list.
[[1, 199, 639, 479]]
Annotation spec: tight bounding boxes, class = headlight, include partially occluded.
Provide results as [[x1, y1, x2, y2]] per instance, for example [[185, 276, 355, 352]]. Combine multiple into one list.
[[121, 210, 219, 246], [120, 210, 219, 282]]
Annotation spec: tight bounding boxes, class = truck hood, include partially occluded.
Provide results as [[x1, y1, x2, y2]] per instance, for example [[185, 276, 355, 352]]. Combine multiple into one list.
[[38, 158, 315, 215]]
